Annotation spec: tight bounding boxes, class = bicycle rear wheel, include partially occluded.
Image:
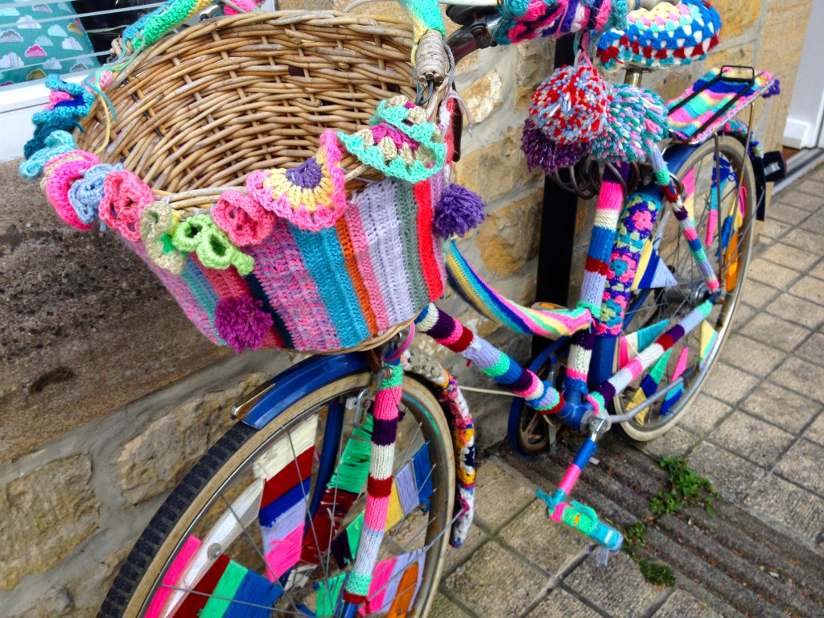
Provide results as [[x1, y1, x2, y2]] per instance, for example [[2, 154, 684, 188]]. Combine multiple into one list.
[[100, 371, 455, 617], [611, 135, 756, 441]]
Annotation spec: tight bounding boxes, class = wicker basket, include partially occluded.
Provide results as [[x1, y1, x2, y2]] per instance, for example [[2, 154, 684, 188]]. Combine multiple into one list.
[[69, 11, 453, 354]]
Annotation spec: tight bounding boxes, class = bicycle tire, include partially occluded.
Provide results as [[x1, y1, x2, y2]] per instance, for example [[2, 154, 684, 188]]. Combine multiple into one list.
[[99, 371, 455, 618], [609, 135, 756, 441]]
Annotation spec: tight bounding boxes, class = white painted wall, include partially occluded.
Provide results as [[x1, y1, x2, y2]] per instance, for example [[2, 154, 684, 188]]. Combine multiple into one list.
[[783, 0, 824, 149]]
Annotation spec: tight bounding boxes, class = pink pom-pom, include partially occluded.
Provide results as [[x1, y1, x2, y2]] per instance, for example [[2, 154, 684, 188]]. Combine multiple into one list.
[[211, 190, 275, 246], [214, 296, 274, 353]]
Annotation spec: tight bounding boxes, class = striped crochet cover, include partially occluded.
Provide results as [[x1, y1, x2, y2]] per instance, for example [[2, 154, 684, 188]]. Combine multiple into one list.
[[445, 240, 592, 339], [667, 68, 775, 144], [597, 0, 721, 71], [129, 172, 447, 353]]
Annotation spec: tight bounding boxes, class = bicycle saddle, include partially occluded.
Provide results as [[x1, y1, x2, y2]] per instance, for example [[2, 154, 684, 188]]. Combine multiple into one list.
[[596, 0, 721, 71]]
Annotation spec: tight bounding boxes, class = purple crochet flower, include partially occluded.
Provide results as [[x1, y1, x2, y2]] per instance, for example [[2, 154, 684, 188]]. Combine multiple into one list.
[[521, 118, 587, 173], [285, 158, 323, 189], [433, 184, 486, 238], [214, 296, 274, 354]]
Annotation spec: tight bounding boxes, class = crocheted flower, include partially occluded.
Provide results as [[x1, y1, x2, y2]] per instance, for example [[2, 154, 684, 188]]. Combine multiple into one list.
[[172, 213, 254, 276], [24, 75, 94, 160], [98, 169, 156, 241], [521, 117, 587, 173], [68, 163, 122, 225], [140, 201, 188, 276], [433, 184, 486, 238], [211, 190, 275, 246], [338, 96, 447, 183], [529, 64, 612, 146], [589, 84, 668, 163], [245, 130, 347, 231], [43, 152, 101, 230], [19, 130, 76, 180], [632, 209, 654, 232], [214, 296, 274, 354]]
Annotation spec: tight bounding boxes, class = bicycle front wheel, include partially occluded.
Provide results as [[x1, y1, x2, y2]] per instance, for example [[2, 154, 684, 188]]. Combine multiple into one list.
[[611, 135, 756, 441], [100, 370, 455, 618]]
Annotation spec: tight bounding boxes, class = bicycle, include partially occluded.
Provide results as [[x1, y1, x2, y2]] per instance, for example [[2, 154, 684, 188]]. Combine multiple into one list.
[[17, 0, 780, 615]]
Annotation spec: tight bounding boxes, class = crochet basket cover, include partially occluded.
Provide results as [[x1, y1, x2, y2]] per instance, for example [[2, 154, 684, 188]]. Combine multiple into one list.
[[19, 9, 467, 355]]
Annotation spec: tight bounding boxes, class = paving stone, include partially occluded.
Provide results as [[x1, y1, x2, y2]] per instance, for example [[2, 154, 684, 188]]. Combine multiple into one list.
[[652, 589, 723, 618], [702, 363, 760, 404], [776, 189, 824, 211], [679, 394, 732, 434], [765, 294, 824, 329], [795, 332, 824, 366], [565, 551, 662, 618], [809, 260, 824, 280], [640, 425, 700, 458], [730, 303, 755, 331], [711, 412, 794, 467], [443, 541, 546, 617], [775, 439, 824, 496], [472, 461, 535, 529], [429, 594, 471, 618], [740, 313, 811, 351], [771, 356, 824, 404], [760, 243, 819, 271], [740, 381, 822, 434], [801, 212, 824, 235], [745, 474, 824, 542], [499, 499, 589, 576], [746, 258, 802, 289], [802, 412, 824, 446], [796, 179, 824, 198], [719, 334, 785, 377], [526, 589, 601, 618], [759, 218, 792, 240], [782, 229, 824, 256], [788, 277, 824, 305], [739, 279, 780, 309], [441, 523, 489, 576], [767, 203, 810, 225], [689, 441, 764, 501]]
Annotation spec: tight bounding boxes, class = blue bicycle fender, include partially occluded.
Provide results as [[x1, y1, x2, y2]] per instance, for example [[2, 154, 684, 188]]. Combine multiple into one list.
[[241, 352, 369, 430]]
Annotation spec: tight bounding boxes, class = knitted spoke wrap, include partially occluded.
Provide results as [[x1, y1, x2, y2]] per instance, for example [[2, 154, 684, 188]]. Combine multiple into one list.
[[416, 304, 564, 414], [140, 201, 188, 276], [99, 169, 156, 242], [596, 0, 721, 71], [69, 163, 123, 225], [245, 130, 348, 232], [496, 0, 625, 45], [172, 214, 254, 276], [343, 361, 403, 605]]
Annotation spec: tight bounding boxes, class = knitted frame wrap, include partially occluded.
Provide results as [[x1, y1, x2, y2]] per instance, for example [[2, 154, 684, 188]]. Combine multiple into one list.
[[495, 0, 623, 45], [667, 68, 775, 144], [596, 0, 721, 71]]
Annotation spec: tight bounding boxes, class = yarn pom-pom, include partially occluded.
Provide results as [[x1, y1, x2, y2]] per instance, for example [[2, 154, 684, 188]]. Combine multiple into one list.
[[214, 296, 273, 354], [521, 117, 587, 173], [433, 184, 486, 238], [590, 84, 668, 163], [529, 64, 612, 146]]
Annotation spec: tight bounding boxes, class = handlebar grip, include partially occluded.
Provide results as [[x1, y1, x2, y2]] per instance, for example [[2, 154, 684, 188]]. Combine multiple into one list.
[[538, 490, 624, 551], [415, 29, 448, 87]]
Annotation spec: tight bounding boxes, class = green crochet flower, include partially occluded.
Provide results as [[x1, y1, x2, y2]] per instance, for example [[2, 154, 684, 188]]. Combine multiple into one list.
[[171, 213, 254, 275]]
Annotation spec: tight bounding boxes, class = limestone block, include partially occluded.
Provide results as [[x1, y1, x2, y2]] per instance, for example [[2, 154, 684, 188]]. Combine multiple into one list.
[[9, 587, 74, 618], [460, 71, 504, 124], [476, 189, 542, 277], [515, 37, 556, 110], [0, 454, 100, 591], [116, 372, 268, 505], [711, 0, 762, 38]]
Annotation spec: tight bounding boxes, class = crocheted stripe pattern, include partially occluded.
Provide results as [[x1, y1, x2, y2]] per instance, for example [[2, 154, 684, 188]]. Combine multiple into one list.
[[444, 240, 591, 339], [495, 0, 622, 45], [343, 361, 403, 603], [402, 347, 476, 548], [565, 168, 625, 396], [585, 299, 711, 415], [667, 68, 775, 143], [597, 190, 661, 337], [415, 304, 565, 415], [596, 0, 721, 71]]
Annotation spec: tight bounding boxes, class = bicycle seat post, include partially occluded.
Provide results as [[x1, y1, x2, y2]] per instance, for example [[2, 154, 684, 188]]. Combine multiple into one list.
[[624, 68, 644, 87]]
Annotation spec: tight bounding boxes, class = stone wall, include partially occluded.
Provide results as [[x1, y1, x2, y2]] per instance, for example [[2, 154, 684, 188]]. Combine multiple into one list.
[[0, 1, 813, 614]]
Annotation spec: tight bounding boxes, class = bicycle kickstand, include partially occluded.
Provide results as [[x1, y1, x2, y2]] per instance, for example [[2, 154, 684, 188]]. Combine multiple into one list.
[[537, 418, 623, 559]]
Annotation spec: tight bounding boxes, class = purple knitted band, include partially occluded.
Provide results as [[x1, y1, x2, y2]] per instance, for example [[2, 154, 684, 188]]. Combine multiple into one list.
[[509, 370, 533, 393], [668, 324, 686, 342], [429, 311, 458, 340], [598, 380, 616, 402], [372, 417, 400, 446], [285, 158, 323, 189], [673, 206, 690, 222]]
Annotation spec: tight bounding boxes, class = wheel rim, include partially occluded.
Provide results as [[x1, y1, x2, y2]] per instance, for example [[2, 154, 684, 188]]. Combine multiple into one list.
[[133, 380, 453, 617], [614, 138, 755, 435]]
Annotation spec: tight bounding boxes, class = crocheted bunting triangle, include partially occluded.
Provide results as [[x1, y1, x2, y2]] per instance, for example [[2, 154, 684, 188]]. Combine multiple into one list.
[[245, 129, 348, 232], [337, 96, 446, 183]]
